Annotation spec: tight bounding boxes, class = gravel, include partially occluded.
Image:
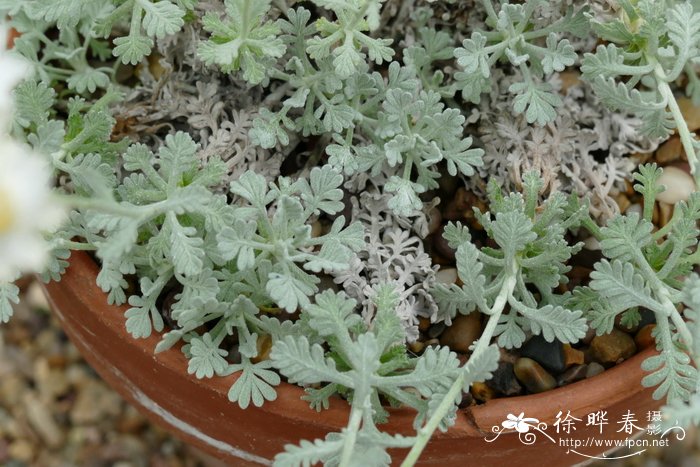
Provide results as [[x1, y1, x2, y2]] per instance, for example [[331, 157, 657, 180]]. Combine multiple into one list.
[[0, 282, 225, 467]]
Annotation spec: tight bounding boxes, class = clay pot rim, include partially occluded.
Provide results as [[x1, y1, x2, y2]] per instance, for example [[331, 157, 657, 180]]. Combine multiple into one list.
[[50, 250, 659, 438]]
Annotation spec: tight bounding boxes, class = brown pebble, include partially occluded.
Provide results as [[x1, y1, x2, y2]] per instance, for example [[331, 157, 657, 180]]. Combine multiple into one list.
[[590, 329, 637, 364], [615, 193, 631, 213], [424, 338, 440, 350], [427, 207, 442, 235], [8, 440, 34, 463], [563, 344, 585, 368], [46, 354, 69, 368], [117, 406, 147, 433], [408, 341, 425, 354], [657, 202, 674, 228], [311, 221, 323, 238], [442, 187, 472, 221], [614, 313, 639, 334], [558, 70, 582, 92], [635, 324, 657, 350], [440, 313, 482, 353], [581, 327, 596, 345], [470, 381, 496, 402], [418, 318, 430, 332], [679, 97, 700, 131], [252, 334, 272, 363], [499, 348, 519, 364], [656, 136, 683, 164], [514, 358, 557, 393]]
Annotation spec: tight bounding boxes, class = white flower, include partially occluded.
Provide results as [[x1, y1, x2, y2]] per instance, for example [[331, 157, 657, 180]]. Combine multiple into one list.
[[0, 26, 30, 131], [0, 140, 65, 282], [0, 24, 63, 282]]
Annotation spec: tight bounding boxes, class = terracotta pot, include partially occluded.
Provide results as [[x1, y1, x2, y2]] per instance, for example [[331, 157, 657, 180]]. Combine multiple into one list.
[[42, 251, 661, 466]]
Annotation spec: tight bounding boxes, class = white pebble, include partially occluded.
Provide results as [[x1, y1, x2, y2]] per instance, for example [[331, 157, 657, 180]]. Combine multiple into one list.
[[583, 236, 600, 251], [626, 203, 643, 216], [436, 268, 458, 284], [657, 166, 696, 204]]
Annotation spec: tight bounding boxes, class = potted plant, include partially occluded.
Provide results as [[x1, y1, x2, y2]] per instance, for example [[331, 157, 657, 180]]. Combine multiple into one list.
[[1, 0, 700, 466]]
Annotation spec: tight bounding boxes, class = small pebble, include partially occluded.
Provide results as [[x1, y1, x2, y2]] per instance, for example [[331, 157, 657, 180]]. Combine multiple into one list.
[[0, 376, 24, 407], [433, 227, 456, 262], [656, 136, 683, 164], [427, 322, 446, 339], [408, 341, 425, 354], [470, 382, 496, 402], [557, 364, 588, 386], [626, 203, 643, 216], [70, 381, 122, 425], [656, 166, 696, 204], [679, 97, 700, 131], [435, 267, 458, 285], [514, 358, 557, 393], [418, 318, 430, 332], [615, 193, 631, 213], [427, 207, 442, 235], [439, 313, 481, 353], [562, 344, 584, 368], [442, 187, 471, 221], [583, 236, 600, 251], [558, 70, 582, 92], [581, 327, 596, 345], [424, 338, 440, 350], [590, 329, 637, 364], [520, 336, 565, 373], [486, 362, 522, 396], [26, 282, 50, 311], [635, 324, 657, 350], [35, 358, 70, 402], [586, 362, 605, 378], [23, 392, 63, 448], [311, 221, 323, 238], [117, 406, 147, 434], [614, 312, 640, 334], [498, 348, 519, 364], [638, 308, 657, 328], [657, 201, 674, 227], [8, 439, 34, 463], [252, 334, 272, 363]]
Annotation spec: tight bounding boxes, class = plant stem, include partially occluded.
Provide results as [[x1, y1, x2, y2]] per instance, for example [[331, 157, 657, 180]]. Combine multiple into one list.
[[338, 396, 367, 467], [55, 240, 96, 251], [400, 269, 517, 467], [55, 195, 141, 218], [479, 0, 499, 25], [656, 65, 700, 185], [400, 369, 465, 467]]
